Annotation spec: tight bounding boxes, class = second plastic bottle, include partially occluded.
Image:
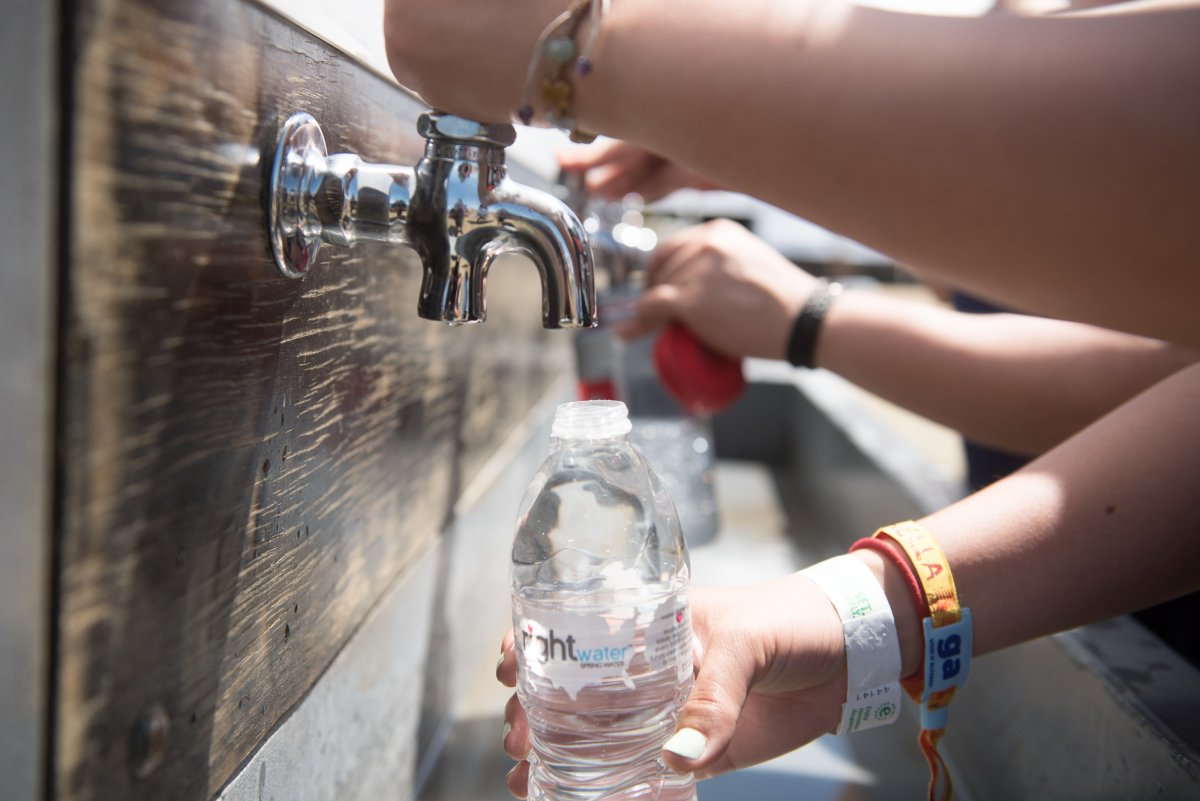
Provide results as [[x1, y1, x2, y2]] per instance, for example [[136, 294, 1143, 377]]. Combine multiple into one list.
[[512, 400, 696, 801]]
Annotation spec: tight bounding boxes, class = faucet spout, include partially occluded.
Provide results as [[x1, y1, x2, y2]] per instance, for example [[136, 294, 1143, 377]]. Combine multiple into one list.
[[421, 177, 595, 329], [488, 180, 596, 329]]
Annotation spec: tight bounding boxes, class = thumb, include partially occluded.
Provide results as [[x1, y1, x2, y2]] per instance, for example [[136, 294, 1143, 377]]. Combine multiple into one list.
[[662, 635, 755, 775]]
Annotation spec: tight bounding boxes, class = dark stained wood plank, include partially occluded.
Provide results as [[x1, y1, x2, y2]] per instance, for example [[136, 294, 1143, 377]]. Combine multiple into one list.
[[54, 0, 565, 798]]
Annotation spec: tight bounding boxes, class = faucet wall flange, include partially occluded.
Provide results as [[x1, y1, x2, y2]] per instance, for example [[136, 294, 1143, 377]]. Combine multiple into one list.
[[269, 112, 328, 279]]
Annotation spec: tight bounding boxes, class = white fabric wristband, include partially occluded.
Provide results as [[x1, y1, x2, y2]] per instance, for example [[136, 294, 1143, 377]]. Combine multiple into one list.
[[801, 555, 903, 734]]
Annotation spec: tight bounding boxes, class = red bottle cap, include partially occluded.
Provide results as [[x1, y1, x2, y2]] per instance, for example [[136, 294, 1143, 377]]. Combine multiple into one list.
[[576, 378, 618, 402], [653, 323, 746, 415]]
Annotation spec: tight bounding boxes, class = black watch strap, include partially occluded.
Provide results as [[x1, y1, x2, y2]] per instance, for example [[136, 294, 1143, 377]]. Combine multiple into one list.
[[786, 279, 843, 368]]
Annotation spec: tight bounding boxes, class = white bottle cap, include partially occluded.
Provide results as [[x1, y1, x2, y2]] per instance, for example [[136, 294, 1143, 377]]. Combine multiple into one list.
[[552, 400, 633, 441]]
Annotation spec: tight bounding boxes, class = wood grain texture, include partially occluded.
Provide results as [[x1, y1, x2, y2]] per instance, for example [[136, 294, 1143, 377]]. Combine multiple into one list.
[[54, 0, 567, 798]]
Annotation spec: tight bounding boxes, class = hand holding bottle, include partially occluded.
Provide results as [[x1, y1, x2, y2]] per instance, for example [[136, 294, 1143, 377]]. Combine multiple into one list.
[[499, 572, 851, 795], [617, 220, 821, 362]]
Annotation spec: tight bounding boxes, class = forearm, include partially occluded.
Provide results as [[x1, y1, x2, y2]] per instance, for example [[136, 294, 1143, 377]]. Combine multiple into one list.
[[817, 289, 1199, 453], [850, 360, 1200, 679], [583, 2, 1200, 346], [928, 362, 1200, 657]]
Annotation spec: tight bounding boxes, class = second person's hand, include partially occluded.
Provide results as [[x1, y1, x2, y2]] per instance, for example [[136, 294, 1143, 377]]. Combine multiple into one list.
[[558, 140, 723, 203], [617, 220, 820, 361]]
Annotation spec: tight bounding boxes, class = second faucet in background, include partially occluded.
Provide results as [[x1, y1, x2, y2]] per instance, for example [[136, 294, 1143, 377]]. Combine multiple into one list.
[[561, 176, 723, 547]]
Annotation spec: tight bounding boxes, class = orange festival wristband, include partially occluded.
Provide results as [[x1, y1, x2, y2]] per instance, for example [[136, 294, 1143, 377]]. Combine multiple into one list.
[[868, 521, 972, 801]]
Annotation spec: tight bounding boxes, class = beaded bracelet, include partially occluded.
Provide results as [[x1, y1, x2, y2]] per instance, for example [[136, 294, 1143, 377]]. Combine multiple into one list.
[[517, 0, 610, 143]]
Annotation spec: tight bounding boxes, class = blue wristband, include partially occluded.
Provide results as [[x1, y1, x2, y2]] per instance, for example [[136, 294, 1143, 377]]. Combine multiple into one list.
[[919, 608, 973, 730]]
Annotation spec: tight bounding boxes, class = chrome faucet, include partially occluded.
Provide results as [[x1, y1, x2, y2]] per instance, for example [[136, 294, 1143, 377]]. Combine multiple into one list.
[[268, 111, 596, 329]]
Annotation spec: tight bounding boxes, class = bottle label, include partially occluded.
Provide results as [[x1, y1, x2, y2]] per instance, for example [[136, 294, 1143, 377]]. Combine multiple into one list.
[[644, 598, 693, 682], [518, 595, 691, 700]]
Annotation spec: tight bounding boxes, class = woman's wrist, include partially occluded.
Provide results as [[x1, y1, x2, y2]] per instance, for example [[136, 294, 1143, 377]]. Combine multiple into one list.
[[569, 0, 625, 135], [849, 547, 924, 680], [786, 280, 844, 368], [570, 0, 681, 140]]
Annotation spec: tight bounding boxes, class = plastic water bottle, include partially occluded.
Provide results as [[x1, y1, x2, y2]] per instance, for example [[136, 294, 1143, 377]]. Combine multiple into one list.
[[512, 400, 696, 801]]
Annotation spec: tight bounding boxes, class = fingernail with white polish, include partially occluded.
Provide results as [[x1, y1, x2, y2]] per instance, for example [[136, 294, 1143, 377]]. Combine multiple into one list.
[[502, 722, 512, 746], [663, 728, 707, 760]]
